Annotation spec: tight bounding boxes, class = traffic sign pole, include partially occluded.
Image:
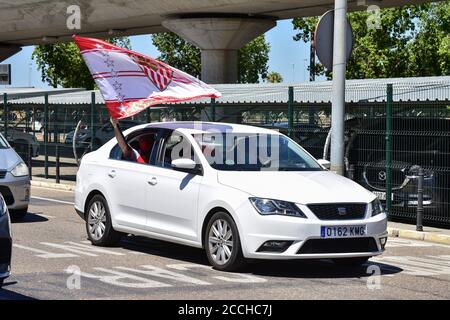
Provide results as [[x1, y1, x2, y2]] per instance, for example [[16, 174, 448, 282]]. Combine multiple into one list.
[[330, 0, 348, 176]]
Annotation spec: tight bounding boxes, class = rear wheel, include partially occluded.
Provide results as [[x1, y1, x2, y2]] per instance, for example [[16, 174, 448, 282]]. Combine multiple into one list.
[[333, 257, 369, 267], [85, 195, 122, 246], [9, 207, 28, 220], [204, 212, 246, 271]]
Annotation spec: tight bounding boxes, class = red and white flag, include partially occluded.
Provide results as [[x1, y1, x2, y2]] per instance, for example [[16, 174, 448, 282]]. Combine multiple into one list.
[[73, 35, 221, 119]]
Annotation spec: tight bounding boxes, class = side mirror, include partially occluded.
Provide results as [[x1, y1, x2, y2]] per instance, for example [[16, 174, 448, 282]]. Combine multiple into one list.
[[317, 159, 331, 170], [171, 158, 202, 175]]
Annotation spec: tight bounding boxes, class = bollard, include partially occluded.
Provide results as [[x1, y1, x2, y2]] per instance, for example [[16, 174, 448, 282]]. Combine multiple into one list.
[[348, 164, 355, 181], [55, 143, 60, 184], [416, 167, 424, 231], [28, 143, 32, 180]]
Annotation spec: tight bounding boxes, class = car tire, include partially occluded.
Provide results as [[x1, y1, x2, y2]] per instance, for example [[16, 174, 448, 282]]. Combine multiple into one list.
[[333, 257, 369, 267], [85, 195, 122, 247], [204, 212, 246, 272], [9, 207, 28, 220]]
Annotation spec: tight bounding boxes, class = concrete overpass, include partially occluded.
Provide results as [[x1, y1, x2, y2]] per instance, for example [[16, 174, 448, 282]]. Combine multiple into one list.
[[1, 0, 430, 83], [1, 0, 436, 175]]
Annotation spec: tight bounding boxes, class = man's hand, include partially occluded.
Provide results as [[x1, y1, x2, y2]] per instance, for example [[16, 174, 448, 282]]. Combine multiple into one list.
[[110, 117, 118, 127]]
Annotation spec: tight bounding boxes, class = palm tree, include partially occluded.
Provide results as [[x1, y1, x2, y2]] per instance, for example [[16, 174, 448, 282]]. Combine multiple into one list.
[[266, 71, 283, 83]]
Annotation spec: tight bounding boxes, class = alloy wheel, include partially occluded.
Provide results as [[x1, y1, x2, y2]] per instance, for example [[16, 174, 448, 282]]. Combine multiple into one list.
[[208, 219, 234, 265], [87, 201, 107, 241]]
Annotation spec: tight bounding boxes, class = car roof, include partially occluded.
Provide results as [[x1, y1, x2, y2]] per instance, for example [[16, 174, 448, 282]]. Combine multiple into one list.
[[130, 121, 281, 135]]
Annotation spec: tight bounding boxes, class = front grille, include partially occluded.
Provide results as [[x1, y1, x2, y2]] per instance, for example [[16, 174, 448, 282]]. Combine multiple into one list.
[[365, 166, 406, 190], [0, 186, 14, 205], [0, 238, 12, 264], [297, 238, 378, 254], [0, 170, 6, 179], [308, 203, 367, 220]]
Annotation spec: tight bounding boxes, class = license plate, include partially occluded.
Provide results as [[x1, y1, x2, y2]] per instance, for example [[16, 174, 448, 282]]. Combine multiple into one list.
[[373, 191, 393, 201], [320, 225, 367, 238]]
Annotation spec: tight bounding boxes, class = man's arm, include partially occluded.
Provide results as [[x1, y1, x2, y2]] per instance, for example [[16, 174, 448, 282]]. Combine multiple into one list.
[[110, 117, 132, 158]]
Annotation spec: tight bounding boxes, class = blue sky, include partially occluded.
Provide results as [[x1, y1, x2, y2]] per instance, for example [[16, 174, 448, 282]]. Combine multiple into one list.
[[3, 19, 317, 88]]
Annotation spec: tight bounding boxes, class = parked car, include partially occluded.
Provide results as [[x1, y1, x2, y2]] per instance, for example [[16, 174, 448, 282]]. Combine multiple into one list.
[[0, 127, 39, 158], [65, 120, 143, 150], [301, 117, 450, 222], [260, 121, 323, 142], [74, 121, 387, 271], [0, 133, 30, 219], [0, 193, 12, 288]]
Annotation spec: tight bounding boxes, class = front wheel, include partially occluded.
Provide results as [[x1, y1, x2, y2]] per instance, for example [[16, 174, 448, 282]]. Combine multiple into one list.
[[333, 257, 370, 267], [85, 195, 122, 246], [204, 212, 246, 271]]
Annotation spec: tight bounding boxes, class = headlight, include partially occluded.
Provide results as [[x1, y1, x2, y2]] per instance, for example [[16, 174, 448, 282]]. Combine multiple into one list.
[[371, 198, 384, 217], [249, 197, 307, 218], [0, 196, 6, 216], [11, 162, 29, 177]]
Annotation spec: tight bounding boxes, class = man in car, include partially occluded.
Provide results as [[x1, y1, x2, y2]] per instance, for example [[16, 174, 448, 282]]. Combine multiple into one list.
[[110, 117, 153, 164]]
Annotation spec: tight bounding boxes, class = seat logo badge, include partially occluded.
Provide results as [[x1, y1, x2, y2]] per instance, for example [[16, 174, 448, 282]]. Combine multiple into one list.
[[378, 171, 386, 181], [337, 207, 347, 216]]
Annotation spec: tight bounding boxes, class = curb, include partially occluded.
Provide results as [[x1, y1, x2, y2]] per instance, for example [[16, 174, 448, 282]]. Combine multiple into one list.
[[387, 227, 450, 245], [30, 180, 76, 192]]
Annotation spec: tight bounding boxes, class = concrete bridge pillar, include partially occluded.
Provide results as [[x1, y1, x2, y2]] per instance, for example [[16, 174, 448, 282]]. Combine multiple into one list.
[[162, 17, 276, 84], [162, 16, 276, 122]]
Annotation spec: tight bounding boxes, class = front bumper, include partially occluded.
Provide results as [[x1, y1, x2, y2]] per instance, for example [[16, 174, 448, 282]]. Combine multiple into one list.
[[236, 201, 388, 260], [0, 173, 30, 210]]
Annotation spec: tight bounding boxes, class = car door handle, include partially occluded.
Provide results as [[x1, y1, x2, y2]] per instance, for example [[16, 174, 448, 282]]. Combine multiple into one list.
[[148, 177, 157, 186], [108, 170, 116, 178]]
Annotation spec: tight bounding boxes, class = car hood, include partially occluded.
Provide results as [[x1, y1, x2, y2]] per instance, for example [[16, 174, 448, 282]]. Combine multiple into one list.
[[217, 170, 375, 204], [0, 148, 23, 171]]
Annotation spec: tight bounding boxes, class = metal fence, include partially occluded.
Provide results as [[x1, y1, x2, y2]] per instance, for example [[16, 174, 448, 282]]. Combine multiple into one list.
[[2, 82, 450, 227]]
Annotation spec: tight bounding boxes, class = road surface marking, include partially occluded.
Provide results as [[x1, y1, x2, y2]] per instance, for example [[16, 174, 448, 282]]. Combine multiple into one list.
[[69, 267, 172, 289], [373, 255, 450, 276], [31, 196, 74, 205], [35, 213, 55, 219], [32, 186, 74, 193], [13, 244, 78, 259]]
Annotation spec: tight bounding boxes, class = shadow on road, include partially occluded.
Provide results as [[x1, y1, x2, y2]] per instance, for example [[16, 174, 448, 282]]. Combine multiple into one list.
[[118, 236, 403, 279], [10, 212, 48, 224], [0, 281, 37, 300], [119, 235, 210, 266]]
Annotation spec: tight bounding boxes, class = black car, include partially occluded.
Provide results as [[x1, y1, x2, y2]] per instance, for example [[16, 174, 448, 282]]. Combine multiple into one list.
[[0, 193, 12, 288], [300, 117, 450, 224], [65, 119, 143, 149]]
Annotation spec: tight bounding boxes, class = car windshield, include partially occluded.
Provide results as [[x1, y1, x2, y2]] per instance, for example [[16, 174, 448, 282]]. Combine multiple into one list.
[[193, 133, 322, 171], [0, 134, 9, 148]]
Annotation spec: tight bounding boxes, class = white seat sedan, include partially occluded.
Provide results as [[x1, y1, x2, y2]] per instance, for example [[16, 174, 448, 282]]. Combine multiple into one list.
[[74, 122, 387, 271]]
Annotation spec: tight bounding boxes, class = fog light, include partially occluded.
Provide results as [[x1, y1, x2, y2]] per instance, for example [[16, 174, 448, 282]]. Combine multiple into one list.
[[257, 240, 293, 253], [380, 237, 388, 250]]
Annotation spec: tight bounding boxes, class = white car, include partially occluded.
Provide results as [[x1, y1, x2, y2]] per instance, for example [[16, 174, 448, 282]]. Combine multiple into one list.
[[74, 122, 388, 271]]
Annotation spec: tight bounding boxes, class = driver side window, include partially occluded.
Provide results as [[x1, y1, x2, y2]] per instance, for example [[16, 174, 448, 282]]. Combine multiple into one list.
[[158, 132, 195, 169]]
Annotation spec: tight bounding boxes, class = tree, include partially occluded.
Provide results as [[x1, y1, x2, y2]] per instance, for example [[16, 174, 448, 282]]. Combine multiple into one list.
[[292, 2, 450, 79], [266, 71, 283, 83], [32, 37, 131, 89], [151, 33, 270, 83]]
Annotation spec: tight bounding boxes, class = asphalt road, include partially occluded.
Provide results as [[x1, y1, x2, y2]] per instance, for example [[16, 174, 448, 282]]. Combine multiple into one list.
[[1, 186, 449, 300]]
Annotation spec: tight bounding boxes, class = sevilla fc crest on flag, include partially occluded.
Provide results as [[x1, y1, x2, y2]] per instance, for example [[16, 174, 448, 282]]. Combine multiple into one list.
[[130, 54, 173, 92], [72, 35, 221, 119]]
